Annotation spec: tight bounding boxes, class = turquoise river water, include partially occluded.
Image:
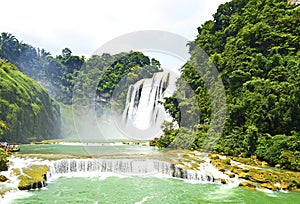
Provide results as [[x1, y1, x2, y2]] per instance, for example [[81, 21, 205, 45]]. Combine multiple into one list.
[[1, 143, 299, 204]]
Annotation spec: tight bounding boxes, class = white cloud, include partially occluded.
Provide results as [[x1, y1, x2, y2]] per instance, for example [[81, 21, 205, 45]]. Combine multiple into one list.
[[0, 0, 229, 66]]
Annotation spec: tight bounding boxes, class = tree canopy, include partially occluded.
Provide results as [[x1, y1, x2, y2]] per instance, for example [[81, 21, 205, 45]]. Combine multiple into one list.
[[0, 60, 61, 143], [155, 0, 300, 170]]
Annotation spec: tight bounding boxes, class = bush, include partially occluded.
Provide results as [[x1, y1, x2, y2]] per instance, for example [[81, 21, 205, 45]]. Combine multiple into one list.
[[0, 149, 8, 171]]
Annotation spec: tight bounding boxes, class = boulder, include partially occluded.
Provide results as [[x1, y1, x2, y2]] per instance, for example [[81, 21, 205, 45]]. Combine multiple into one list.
[[228, 173, 235, 178], [220, 178, 227, 184], [260, 183, 275, 190], [236, 170, 250, 179], [261, 161, 269, 168], [209, 154, 219, 160], [239, 181, 256, 189], [0, 175, 8, 182], [15, 165, 49, 190], [280, 183, 289, 190], [239, 172, 250, 179]]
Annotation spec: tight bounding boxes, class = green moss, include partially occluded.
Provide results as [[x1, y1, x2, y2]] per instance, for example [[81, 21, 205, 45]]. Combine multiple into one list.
[[14, 165, 49, 190], [209, 154, 300, 191]]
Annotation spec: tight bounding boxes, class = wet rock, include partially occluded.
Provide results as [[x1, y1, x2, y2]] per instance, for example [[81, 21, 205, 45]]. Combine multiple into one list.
[[238, 172, 250, 179], [249, 172, 268, 183], [220, 178, 227, 184], [261, 161, 269, 168], [239, 181, 256, 189], [260, 183, 275, 190], [228, 173, 235, 178], [281, 183, 289, 190], [209, 154, 219, 160], [233, 169, 250, 179], [15, 165, 49, 190], [0, 175, 8, 182]]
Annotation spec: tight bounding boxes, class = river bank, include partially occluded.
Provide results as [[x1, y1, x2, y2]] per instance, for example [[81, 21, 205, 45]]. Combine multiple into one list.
[[0, 143, 299, 203], [209, 154, 300, 192]]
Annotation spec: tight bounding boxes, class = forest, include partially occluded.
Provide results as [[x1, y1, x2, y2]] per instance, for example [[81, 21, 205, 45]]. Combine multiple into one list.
[[0, 60, 60, 143], [153, 0, 300, 171], [0, 33, 162, 142], [0, 0, 299, 170]]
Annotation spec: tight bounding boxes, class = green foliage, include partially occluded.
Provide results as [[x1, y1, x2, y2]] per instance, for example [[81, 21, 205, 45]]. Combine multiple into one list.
[[155, 121, 209, 150], [157, 0, 300, 170], [0, 149, 8, 171], [96, 52, 161, 106], [155, 121, 177, 148], [256, 131, 300, 170], [0, 34, 85, 104], [0, 60, 61, 143], [0, 34, 162, 108]]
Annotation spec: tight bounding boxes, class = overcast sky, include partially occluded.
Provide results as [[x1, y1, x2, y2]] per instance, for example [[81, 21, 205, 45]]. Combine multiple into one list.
[[0, 0, 229, 68]]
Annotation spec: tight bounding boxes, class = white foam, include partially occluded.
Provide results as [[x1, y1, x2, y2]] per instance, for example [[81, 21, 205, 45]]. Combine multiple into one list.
[[257, 188, 278, 197], [135, 196, 153, 204], [1, 189, 32, 204]]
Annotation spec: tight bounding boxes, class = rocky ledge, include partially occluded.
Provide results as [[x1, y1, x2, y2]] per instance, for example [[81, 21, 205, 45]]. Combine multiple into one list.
[[209, 154, 300, 191], [12, 165, 49, 190]]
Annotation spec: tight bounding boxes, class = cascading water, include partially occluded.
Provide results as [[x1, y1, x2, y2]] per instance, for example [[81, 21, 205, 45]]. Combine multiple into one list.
[[120, 71, 176, 139], [49, 158, 232, 184], [0, 156, 238, 203]]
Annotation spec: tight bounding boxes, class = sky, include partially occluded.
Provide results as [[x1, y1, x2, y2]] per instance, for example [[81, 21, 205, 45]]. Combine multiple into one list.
[[0, 0, 229, 69]]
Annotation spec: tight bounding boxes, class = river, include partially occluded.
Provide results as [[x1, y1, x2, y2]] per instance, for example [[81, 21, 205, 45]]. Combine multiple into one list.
[[1, 142, 300, 204]]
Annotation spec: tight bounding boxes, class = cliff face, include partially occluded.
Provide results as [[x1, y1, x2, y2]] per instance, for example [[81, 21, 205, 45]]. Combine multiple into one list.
[[0, 59, 60, 143]]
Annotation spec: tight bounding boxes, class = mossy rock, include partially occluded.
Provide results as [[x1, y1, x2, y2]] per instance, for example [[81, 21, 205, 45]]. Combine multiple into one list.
[[225, 172, 235, 178], [220, 178, 227, 184], [13, 165, 49, 190], [239, 181, 256, 189], [210, 159, 228, 172], [0, 149, 9, 171], [190, 162, 200, 170], [238, 172, 250, 179], [209, 154, 219, 160], [209, 153, 300, 192], [260, 183, 277, 191], [0, 175, 8, 182]]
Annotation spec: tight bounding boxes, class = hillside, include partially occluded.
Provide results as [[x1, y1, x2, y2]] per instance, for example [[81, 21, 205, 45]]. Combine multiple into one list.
[[156, 0, 300, 170], [0, 59, 61, 143]]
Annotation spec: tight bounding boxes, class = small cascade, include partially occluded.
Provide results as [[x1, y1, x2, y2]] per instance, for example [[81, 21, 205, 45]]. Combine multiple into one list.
[[0, 156, 236, 202], [49, 158, 232, 184], [51, 159, 173, 176], [0, 156, 51, 201], [122, 72, 175, 133]]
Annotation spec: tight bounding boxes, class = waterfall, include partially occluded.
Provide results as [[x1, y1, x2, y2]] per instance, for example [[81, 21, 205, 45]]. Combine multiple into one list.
[[120, 72, 176, 139], [49, 158, 231, 184], [51, 159, 171, 176], [0, 156, 235, 201]]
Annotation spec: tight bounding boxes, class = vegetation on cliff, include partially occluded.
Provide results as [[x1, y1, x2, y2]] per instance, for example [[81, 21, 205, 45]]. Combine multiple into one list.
[[74, 51, 162, 111], [0, 149, 8, 171], [0, 34, 161, 106], [155, 0, 300, 171], [0, 60, 61, 143]]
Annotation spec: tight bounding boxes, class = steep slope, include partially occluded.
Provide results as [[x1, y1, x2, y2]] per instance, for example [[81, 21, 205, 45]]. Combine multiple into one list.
[[158, 0, 300, 170], [0, 59, 60, 143]]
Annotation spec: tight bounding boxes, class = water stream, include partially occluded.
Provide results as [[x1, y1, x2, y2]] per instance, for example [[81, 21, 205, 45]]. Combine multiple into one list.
[[0, 144, 299, 203]]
